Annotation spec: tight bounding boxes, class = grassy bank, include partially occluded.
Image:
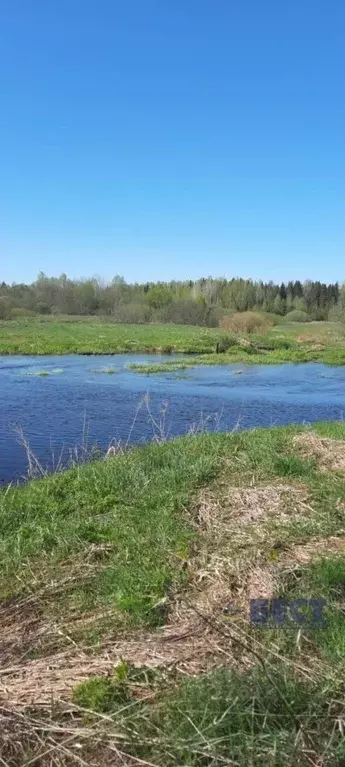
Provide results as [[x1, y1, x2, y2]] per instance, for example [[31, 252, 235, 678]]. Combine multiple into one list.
[[1, 317, 345, 367], [129, 323, 345, 371], [2, 422, 345, 764], [129, 345, 345, 372], [0, 317, 221, 355]]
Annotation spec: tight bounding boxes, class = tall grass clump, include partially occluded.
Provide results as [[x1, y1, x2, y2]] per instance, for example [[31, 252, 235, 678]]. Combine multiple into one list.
[[283, 310, 311, 323], [220, 311, 274, 334]]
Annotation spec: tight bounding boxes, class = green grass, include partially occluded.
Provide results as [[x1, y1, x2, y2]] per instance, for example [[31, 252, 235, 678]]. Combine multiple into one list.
[[0, 436, 222, 631], [3, 421, 345, 765], [2, 422, 345, 631], [0, 316, 222, 355], [279, 556, 345, 670], [72, 663, 344, 766], [1, 317, 345, 369], [129, 667, 345, 766], [129, 345, 345, 373]]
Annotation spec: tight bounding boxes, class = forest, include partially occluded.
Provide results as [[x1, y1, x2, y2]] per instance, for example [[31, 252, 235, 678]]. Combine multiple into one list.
[[0, 272, 343, 326]]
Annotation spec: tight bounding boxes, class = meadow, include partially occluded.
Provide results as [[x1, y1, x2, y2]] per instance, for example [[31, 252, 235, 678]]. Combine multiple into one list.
[[0, 316, 221, 355], [1, 315, 345, 367], [2, 421, 345, 764], [129, 319, 345, 371]]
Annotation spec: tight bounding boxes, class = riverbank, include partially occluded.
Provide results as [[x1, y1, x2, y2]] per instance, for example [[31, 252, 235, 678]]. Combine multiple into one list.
[[1, 317, 345, 366], [2, 422, 345, 764], [129, 344, 345, 372]]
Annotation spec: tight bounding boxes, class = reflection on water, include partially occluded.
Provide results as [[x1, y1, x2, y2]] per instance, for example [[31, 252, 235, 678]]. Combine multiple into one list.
[[1, 355, 345, 484]]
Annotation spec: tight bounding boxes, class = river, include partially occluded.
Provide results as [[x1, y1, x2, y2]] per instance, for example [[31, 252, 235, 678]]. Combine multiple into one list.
[[1, 355, 345, 484]]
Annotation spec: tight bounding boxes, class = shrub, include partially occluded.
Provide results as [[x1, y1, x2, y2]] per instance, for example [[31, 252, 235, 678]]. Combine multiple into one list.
[[0, 296, 12, 319], [10, 307, 36, 318], [328, 305, 345, 323], [219, 311, 274, 335], [156, 299, 210, 326], [37, 301, 52, 315], [113, 302, 151, 323], [216, 334, 237, 353], [283, 310, 311, 323]]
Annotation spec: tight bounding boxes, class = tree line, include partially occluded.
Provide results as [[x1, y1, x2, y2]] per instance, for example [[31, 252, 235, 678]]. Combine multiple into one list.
[[0, 272, 344, 325]]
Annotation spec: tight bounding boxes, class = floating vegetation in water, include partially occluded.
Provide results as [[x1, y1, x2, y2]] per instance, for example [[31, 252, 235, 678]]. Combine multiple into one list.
[[91, 367, 119, 375], [21, 368, 64, 377]]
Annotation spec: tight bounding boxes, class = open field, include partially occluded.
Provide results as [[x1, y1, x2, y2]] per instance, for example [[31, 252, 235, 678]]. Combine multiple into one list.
[[0, 317, 222, 355], [2, 422, 345, 764], [1, 316, 345, 366], [129, 321, 345, 372]]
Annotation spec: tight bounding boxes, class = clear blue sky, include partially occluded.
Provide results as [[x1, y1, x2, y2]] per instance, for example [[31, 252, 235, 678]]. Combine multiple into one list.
[[1, 0, 344, 285]]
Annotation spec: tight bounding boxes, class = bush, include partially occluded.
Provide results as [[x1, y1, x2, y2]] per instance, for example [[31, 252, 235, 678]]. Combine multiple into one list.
[[113, 302, 151, 323], [0, 296, 12, 320], [10, 307, 36, 318], [219, 311, 274, 335], [155, 299, 210, 327], [328, 305, 345, 323], [283, 310, 311, 323], [37, 301, 52, 315], [216, 334, 237, 353]]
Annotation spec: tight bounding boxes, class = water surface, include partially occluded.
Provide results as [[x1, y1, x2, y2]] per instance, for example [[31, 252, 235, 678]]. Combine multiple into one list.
[[1, 355, 345, 484]]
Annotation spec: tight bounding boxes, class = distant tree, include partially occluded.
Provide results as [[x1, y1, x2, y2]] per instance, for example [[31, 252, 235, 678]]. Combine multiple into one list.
[[0, 270, 342, 326], [279, 283, 287, 301], [0, 296, 11, 319], [147, 285, 173, 310], [273, 294, 285, 315], [37, 301, 51, 315], [294, 280, 303, 298]]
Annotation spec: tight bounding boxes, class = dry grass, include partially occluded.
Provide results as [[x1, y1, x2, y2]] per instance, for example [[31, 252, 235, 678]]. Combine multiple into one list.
[[219, 311, 274, 334], [295, 336, 325, 349], [195, 482, 308, 529], [279, 535, 345, 566], [294, 432, 345, 471], [0, 707, 144, 766], [2, 473, 342, 715], [185, 481, 311, 618], [246, 567, 275, 600], [3, 428, 345, 764], [0, 478, 318, 711], [0, 621, 228, 709]]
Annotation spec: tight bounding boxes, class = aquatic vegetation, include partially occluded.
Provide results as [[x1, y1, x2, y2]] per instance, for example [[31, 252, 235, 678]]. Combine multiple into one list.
[[92, 366, 119, 374], [129, 344, 345, 373], [22, 369, 50, 376], [21, 367, 64, 377]]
